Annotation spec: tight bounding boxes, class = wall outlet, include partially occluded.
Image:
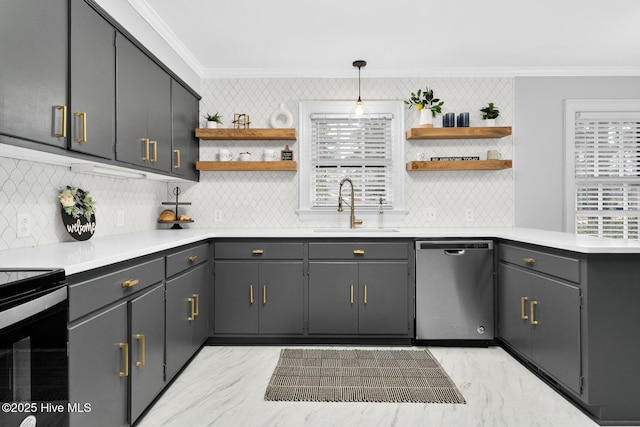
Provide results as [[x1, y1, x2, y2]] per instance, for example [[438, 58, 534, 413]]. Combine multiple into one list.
[[214, 210, 223, 222], [425, 208, 437, 222], [17, 213, 31, 237], [116, 210, 125, 227], [465, 209, 475, 222]]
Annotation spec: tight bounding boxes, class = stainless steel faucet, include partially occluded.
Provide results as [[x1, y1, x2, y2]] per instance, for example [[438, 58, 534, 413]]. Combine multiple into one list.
[[338, 178, 363, 229]]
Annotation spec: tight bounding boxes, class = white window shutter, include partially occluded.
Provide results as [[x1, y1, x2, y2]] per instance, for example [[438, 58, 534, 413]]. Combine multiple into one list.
[[573, 111, 640, 239], [310, 115, 393, 208]]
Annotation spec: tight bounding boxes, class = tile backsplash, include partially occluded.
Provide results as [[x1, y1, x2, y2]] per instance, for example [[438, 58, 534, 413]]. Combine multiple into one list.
[[0, 76, 514, 249], [0, 156, 166, 250], [188, 76, 514, 229]]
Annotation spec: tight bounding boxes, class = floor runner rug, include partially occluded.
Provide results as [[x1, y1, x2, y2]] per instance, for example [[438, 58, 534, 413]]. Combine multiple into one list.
[[264, 348, 466, 403]]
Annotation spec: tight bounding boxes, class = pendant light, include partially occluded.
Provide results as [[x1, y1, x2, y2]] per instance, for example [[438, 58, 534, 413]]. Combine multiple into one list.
[[353, 60, 366, 116]]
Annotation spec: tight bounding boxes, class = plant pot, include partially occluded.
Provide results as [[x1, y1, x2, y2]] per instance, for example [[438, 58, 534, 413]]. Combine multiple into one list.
[[419, 109, 433, 128], [484, 119, 496, 127], [206, 121, 218, 129]]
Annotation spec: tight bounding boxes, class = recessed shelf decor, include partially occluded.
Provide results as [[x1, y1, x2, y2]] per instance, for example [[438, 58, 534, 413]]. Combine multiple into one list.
[[406, 126, 512, 140], [195, 128, 297, 140], [196, 161, 297, 171], [406, 160, 513, 171]]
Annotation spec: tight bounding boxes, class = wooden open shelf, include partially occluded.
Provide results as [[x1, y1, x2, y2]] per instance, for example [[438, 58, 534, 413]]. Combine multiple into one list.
[[406, 160, 512, 171], [196, 128, 297, 140], [196, 161, 297, 171], [406, 126, 512, 140]]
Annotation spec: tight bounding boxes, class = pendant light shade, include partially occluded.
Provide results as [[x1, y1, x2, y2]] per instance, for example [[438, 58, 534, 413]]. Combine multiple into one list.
[[353, 60, 366, 116]]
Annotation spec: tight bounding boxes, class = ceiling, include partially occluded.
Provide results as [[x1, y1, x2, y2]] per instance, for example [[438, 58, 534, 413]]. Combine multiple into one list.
[[131, 0, 640, 78]]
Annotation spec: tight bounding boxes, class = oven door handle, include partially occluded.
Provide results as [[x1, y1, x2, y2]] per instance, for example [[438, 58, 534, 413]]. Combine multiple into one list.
[[0, 286, 67, 330]]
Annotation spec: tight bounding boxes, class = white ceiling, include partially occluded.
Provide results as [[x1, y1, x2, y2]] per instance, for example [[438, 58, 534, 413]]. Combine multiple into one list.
[[131, 0, 640, 78]]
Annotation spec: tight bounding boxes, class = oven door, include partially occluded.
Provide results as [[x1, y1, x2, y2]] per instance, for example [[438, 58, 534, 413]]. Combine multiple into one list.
[[0, 285, 68, 427]]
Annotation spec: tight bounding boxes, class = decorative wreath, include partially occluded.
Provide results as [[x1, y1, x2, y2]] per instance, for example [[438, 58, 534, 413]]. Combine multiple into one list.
[[58, 186, 96, 220]]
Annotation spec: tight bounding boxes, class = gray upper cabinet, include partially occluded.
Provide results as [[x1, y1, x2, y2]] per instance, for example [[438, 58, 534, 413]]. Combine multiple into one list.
[[69, 0, 115, 159], [116, 33, 172, 173], [0, 0, 68, 148], [171, 80, 200, 180]]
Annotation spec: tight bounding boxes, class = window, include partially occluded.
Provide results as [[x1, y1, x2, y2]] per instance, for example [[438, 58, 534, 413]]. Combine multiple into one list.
[[565, 100, 640, 239], [298, 101, 406, 221]]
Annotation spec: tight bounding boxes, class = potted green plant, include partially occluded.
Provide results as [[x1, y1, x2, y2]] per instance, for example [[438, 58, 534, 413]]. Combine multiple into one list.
[[480, 103, 499, 127], [404, 87, 445, 128], [204, 112, 223, 128]]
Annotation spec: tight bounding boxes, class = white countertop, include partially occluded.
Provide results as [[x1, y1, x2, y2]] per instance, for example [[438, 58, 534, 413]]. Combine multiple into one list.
[[2, 227, 640, 276]]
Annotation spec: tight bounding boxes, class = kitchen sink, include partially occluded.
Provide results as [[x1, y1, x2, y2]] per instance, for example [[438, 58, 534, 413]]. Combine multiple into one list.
[[313, 228, 400, 233]]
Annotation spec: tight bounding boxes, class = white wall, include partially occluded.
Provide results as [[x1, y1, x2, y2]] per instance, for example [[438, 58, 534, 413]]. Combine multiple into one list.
[[513, 76, 640, 231]]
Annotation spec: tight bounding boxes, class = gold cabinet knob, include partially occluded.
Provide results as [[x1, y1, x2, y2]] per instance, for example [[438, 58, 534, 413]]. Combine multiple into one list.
[[122, 279, 139, 288]]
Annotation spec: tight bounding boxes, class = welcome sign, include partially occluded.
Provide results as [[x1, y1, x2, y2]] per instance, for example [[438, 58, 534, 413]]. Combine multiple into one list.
[[61, 208, 96, 241]]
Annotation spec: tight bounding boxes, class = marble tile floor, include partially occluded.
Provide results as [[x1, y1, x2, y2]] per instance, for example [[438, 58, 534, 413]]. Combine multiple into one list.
[[137, 345, 632, 427]]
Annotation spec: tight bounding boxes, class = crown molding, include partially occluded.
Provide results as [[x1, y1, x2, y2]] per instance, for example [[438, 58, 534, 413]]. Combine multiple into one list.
[[201, 66, 640, 79], [124, 0, 640, 81], [126, 0, 205, 77]]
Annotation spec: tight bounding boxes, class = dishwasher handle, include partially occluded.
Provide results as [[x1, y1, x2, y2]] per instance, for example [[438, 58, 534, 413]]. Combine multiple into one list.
[[444, 249, 465, 256], [416, 240, 494, 251]]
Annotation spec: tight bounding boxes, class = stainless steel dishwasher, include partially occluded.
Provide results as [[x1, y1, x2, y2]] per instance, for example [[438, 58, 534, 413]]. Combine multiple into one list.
[[415, 240, 494, 341]]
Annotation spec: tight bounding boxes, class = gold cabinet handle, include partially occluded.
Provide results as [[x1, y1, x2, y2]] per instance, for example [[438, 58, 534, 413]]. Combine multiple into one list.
[[188, 255, 198, 263], [523, 257, 536, 265], [250, 283, 254, 304], [363, 283, 367, 305], [55, 105, 67, 138], [150, 140, 158, 163], [122, 279, 139, 288], [350, 284, 354, 305], [75, 111, 87, 142], [252, 249, 264, 255], [135, 334, 146, 367], [520, 296, 529, 320], [192, 293, 199, 317], [118, 342, 129, 377], [263, 284, 267, 304], [174, 149, 181, 169], [141, 138, 150, 161], [530, 301, 539, 325], [353, 249, 365, 255], [187, 297, 195, 321]]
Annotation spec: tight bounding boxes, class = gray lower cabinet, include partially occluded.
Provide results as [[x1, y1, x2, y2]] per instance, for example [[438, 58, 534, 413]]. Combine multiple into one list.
[[69, 0, 115, 159], [498, 262, 581, 393], [214, 261, 304, 334], [308, 261, 408, 335], [129, 284, 165, 424], [0, 0, 68, 148], [166, 262, 211, 380], [68, 242, 211, 426], [307, 241, 412, 337], [68, 301, 128, 427]]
